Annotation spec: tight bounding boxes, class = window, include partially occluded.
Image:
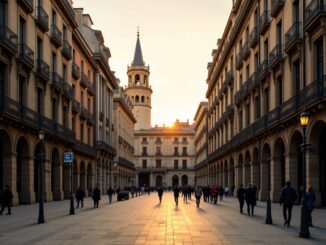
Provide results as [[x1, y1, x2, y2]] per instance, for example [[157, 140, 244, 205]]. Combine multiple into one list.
[[277, 21, 282, 46], [174, 160, 178, 169], [156, 147, 161, 155], [245, 103, 250, 126], [87, 127, 91, 145], [37, 88, 43, 114], [63, 24, 67, 40], [135, 74, 140, 84], [88, 98, 91, 112], [52, 98, 57, 122], [81, 91, 84, 107], [142, 147, 147, 155], [52, 9, 56, 25], [63, 64, 67, 83], [276, 76, 283, 106], [142, 137, 147, 143], [174, 137, 178, 142], [182, 147, 187, 156], [246, 65, 249, 81], [264, 39, 269, 60], [156, 160, 161, 168], [254, 96, 260, 120], [292, 60, 300, 95], [135, 95, 139, 103], [80, 123, 84, 143], [18, 75, 26, 109], [293, 1, 299, 23], [142, 160, 147, 168], [141, 96, 145, 103], [174, 147, 178, 155], [19, 17, 26, 44], [63, 105, 68, 127], [182, 160, 187, 169], [52, 52, 56, 73], [239, 110, 243, 130], [72, 116, 75, 133], [182, 137, 187, 142], [314, 38, 324, 83], [263, 88, 269, 114], [37, 37, 42, 60]]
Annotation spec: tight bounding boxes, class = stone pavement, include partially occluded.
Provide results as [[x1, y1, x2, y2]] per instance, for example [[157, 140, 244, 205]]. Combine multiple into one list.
[[0, 193, 325, 244]]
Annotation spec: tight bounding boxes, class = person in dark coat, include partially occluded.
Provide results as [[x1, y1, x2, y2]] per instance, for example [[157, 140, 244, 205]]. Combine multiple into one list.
[[182, 185, 188, 203], [0, 185, 13, 215], [219, 185, 224, 201], [92, 185, 101, 208], [306, 186, 316, 226], [157, 185, 164, 204], [280, 181, 297, 227], [106, 186, 114, 204], [75, 186, 85, 208], [173, 185, 180, 206], [245, 184, 256, 215], [237, 184, 245, 214]]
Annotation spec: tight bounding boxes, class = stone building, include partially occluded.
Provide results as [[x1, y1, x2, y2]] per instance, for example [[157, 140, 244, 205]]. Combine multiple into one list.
[[193, 102, 209, 186], [125, 32, 196, 188], [0, 0, 77, 204], [113, 85, 137, 188], [203, 0, 326, 206], [75, 9, 119, 193]]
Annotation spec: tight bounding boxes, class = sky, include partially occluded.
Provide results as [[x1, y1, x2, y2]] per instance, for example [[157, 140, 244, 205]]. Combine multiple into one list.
[[73, 0, 232, 127]]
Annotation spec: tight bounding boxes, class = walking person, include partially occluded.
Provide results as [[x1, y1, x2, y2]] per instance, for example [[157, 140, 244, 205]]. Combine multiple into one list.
[[306, 186, 316, 227], [211, 185, 218, 204], [173, 185, 180, 206], [106, 186, 114, 204], [237, 184, 245, 214], [182, 185, 188, 203], [280, 181, 297, 227], [75, 186, 85, 208], [219, 185, 224, 201], [157, 185, 164, 204], [245, 184, 256, 215], [0, 185, 13, 215], [194, 186, 202, 208], [92, 184, 101, 208]]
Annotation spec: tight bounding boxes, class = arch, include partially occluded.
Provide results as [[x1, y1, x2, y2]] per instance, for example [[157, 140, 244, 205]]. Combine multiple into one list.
[[224, 160, 228, 187], [289, 130, 303, 190], [182, 175, 188, 186], [308, 120, 326, 206], [252, 147, 260, 190], [87, 162, 93, 192], [135, 95, 139, 103], [51, 147, 60, 195], [16, 136, 29, 204], [144, 75, 148, 83], [229, 157, 235, 190], [0, 129, 12, 190], [34, 141, 46, 201], [172, 175, 179, 187], [156, 175, 163, 187], [135, 74, 140, 84], [80, 161, 86, 191], [274, 138, 286, 190], [141, 96, 145, 103], [244, 151, 251, 186], [238, 153, 244, 186]]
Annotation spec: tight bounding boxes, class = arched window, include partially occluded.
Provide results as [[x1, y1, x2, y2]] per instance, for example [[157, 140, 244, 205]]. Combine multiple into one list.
[[141, 96, 145, 103], [144, 75, 148, 83], [135, 95, 139, 103], [135, 74, 140, 84]]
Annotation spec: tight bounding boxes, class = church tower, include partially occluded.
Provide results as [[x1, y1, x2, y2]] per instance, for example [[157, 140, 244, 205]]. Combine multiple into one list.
[[125, 31, 152, 130]]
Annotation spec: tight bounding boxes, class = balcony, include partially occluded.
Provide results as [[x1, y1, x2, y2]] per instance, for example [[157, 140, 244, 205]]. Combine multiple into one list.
[[173, 152, 180, 157], [80, 73, 88, 88], [87, 112, 94, 124], [72, 63, 80, 80], [304, 0, 326, 32], [17, 44, 34, 71], [155, 152, 162, 157], [249, 26, 259, 48], [71, 99, 80, 114], [74, 141, 96, 157], [35, 6, 49, 32], [271, 0, 285, 17], [62, 82, 73, 100], [285, 22, 302, 54], [259, 11, 270, 35], [51, 72, 63, 92], [80, 107, 87, 120], [235, 53, 243, 70], [0, 25, 18, 55], [249, 72, 259, 91], [242, 41, 250, 60], [269, 44, 283, 70], [62, 40, 72, 60], [106, 117, 110, 127], [35, 59, 50, 82], [87, 83, 95, 96], [226, 71, 234, 86], [17, 0, 34, 14], [99, 111, 104, 121], [234, 80, 250, 104], [258, 59, 270, 81], [50, 25, 62, 48]]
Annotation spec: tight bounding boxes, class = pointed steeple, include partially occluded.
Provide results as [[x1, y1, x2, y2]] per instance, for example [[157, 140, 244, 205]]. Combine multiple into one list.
[[132, 30, 145, 66]]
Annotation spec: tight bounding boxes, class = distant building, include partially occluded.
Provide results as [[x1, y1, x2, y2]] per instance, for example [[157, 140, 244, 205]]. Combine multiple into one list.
[[125, 33, 195, 188]]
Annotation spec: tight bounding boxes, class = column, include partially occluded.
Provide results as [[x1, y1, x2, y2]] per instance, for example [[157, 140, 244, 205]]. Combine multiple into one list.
[[307, 150, 321, 206], [20, 156, 35, 204], [259, 160, 269, 201], [284, 153, 298, 191], [3, 152, 19, 205], [270, 157, 281, 202]]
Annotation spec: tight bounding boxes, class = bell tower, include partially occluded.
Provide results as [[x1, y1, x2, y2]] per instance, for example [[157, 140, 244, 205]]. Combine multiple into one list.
[[125, 31, 152, 130]]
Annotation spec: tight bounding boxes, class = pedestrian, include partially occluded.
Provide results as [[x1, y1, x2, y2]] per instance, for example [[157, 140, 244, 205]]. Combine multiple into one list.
[[306, 186, 315, 227], [237, 184, 245, 214], [75, 186, 85, 208], [0, 185, 13, 215], [224, 186, 229, 197], [157, 185, 164, 203], [280, 181, 297, 227], [188, 185, 192, 200], [182, 185, 188, 202], [106, 186, 114, 204], [245, 183, 256, 215], [219, 185, 224, 201], [252, 184, 258, 203], [211, 185, 218, 204], [194, 185, 202, 208], [131, 186, 135, 198], [92, 184, 101, 208], [173, 184, 180, 206]]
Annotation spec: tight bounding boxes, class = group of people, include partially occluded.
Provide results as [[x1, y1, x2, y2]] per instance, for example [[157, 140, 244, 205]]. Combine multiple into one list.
[[236, 183, 257, 215]]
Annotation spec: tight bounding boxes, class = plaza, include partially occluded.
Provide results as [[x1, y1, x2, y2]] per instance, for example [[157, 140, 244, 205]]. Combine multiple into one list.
[[0, 193, 325, 244]]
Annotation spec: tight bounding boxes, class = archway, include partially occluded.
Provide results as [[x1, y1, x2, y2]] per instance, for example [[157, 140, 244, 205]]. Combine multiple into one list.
[[238, 153, 243, 186], [80, 161, 86, 191], [229, 157, 235, 191], [252, 148, 260, 191], [309, 121, 326, 206], [51, 147, 61, 200], [156, 175, 163, 187], [34, 141, 45, 202], [172, 175, 179, 187], [274, 138, 286, 190], [224, 160, 228, 187], [16, 136, 29, 204], [289, 131, 303, 190], [0, 130, 12, 191], [87, 163, 93, 192], [244, 151, 251, 186], [182, 175, 188, 186], [261, 143, 271, 200]]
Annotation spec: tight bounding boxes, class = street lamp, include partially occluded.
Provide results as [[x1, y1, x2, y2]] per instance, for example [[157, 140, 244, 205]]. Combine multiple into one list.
[[70, 158, 75, 215], [38, 131, 45, 224], [299, 111, 310, 238]]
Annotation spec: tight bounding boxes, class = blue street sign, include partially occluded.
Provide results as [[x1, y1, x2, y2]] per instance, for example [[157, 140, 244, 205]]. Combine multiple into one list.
[[63, 152, 74, 163]]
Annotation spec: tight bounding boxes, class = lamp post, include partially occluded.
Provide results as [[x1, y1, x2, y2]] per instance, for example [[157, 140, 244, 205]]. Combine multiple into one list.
[[299, 111, 310, 238], [38, 131, 45, 224], [69, 156, 75, 215]]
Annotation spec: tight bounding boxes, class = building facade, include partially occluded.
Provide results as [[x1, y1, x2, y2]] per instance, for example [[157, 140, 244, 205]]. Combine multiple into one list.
[[194, 102, 209, 186], [113, 86, 137, 188], [0, 0, 77, 204], [203, 0, 326, 206]]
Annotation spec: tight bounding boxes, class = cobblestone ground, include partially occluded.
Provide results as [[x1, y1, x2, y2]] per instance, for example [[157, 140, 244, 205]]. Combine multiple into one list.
[[0, 193, 325, 244]]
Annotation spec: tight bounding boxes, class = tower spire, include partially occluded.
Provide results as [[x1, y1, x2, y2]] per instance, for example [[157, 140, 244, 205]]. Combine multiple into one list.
[[132, 28, 145, 66]]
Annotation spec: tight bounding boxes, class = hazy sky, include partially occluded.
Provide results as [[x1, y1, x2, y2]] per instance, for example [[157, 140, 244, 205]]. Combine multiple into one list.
[[73, 0, 232, 126]]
